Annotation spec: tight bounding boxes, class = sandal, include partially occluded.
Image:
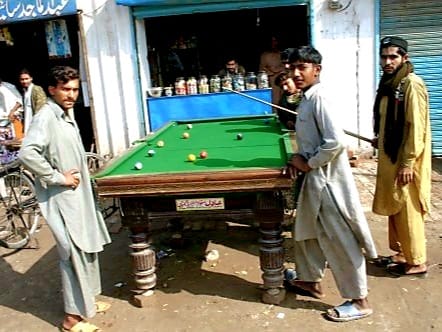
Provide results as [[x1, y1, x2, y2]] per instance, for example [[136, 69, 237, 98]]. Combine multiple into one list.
[[373, 255, 406, 267], [325, 301, 373, 322], [387, 264, 427, 278], [60, 321, 102, 332]]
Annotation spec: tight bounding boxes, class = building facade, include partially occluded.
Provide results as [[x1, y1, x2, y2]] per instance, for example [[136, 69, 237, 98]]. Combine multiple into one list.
[[2, 1, 440, 157]]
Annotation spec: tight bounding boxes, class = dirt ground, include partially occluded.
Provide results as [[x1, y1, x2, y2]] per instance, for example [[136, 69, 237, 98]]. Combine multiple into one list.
[[1, 158, 441, 332]]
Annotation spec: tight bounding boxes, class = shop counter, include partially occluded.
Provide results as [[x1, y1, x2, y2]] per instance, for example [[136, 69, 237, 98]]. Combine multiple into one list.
[[146, 88, 272, 131], [94, 114, 296, 304]]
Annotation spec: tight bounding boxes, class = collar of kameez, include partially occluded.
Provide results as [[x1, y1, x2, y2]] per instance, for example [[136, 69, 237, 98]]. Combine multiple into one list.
[[302, 82, 321, 100], [47, 99, 73, 122]]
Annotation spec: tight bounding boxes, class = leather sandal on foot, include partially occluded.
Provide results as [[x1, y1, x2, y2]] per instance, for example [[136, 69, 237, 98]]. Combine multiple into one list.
[[374, 255, 405, 267], [387, 264, 427, 278]]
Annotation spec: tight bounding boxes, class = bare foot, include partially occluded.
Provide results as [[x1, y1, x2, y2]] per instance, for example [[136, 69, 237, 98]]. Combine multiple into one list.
[[351, 297, 372, 312], [61, 313, 82, 330], [391, 253, 406, 264], [387, 263, 427, 276], [404, 264, 427, 275], [285, 280, 325, 299]]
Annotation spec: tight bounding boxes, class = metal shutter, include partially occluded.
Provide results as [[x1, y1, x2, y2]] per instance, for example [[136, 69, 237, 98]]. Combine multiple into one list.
[[381, 0, 442, 155]]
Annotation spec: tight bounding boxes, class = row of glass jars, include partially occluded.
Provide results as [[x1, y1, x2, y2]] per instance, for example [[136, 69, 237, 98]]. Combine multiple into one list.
[[173, 71, 269, 96]]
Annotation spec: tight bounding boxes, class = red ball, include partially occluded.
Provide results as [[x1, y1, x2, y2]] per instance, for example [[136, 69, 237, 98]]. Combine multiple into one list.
[[199, 151, 208, 159]]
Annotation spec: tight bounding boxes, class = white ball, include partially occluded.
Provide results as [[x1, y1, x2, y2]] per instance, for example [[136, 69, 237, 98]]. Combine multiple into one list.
[[134, 162, 143, 170]]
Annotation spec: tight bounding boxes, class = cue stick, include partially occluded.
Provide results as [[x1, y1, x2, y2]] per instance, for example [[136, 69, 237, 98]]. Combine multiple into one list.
[[222, 87, 373, 143]]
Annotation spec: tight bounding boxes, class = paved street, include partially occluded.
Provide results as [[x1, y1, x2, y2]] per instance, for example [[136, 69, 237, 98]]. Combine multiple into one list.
[[0, 157, 441, 332]]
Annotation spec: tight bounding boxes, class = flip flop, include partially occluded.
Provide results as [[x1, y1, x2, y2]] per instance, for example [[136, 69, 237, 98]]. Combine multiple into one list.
[[387, 264, 427, 278], [373, 255, 405, 267], [60, 321, 102, 332], [325, 301, 373, 322], [95, 301, 111, 313]]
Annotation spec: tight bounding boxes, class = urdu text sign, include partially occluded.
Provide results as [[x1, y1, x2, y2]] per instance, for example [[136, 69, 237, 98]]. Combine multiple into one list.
[[0, 0, 77, 24]]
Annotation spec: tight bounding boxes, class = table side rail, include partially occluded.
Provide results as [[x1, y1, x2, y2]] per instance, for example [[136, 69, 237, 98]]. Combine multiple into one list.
[[95, 169, 293, 197]]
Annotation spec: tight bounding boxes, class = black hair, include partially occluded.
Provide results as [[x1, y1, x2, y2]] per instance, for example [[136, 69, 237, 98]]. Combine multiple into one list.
[[280, 48, 296, 63], [288, 46, 322, 65], [47, 66, 79, 87], [274, 71, 289, 87], [380, 45, 407, 57], [18, 68, 32, 76], [225, 55, 238, 63]]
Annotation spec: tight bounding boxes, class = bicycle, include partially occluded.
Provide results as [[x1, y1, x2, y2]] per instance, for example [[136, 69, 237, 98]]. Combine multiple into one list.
[[0, 158, 40, 249], [0, 151, 111, 249], [85, 151, 107, 175]]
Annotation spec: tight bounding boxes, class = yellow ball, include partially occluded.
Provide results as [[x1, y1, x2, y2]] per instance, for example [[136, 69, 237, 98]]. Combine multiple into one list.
[[157, 140, 165, 147], [182, 132, 190, 139], [187, 154, 196, 162]]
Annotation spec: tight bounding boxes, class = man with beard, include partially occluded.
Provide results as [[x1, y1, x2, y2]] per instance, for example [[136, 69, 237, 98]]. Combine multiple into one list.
[[372, 36, 431, 277]]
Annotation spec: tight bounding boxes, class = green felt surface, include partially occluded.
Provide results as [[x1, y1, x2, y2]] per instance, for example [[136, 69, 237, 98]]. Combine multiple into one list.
[[95, 115, 293, 178]]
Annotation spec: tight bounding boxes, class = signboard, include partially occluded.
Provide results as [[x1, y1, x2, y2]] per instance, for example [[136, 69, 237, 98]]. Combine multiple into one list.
[[0, 0, 77, 24], [176, 198, 225, 211]]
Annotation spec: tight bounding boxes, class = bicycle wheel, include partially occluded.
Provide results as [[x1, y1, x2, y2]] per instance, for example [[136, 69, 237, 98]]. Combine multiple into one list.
[[85, 152, 107, 175], [0, 171, 40, 249]]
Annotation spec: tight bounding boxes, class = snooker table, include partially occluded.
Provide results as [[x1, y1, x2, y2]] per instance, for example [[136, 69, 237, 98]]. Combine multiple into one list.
[[94, 114, 296, 304]]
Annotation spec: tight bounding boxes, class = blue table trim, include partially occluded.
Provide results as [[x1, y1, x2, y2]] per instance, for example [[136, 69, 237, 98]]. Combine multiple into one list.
[[147, 88, 272, 131]]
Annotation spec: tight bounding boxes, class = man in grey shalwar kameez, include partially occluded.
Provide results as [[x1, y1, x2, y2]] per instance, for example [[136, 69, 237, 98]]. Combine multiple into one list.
[[18, 66, 111, 332], [284, 46, 377, 322]]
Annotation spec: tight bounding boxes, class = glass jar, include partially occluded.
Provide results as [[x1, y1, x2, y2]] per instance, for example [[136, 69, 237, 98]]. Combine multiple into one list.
[[175, 77, 186, 95], [245, 72, 257, 90], [221, 75, 233, 91], [257, 71, 269, 89], [233, 73, 245, 91], [186, 76, 198, 95], [210, 75, 221, 93], [198, 75, 209, 94], [164, 86, 173, 96]]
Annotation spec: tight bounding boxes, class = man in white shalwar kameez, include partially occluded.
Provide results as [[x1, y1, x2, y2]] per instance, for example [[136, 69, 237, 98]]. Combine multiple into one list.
[[19, 66, 111, 332], [284, 46, 377, 322]]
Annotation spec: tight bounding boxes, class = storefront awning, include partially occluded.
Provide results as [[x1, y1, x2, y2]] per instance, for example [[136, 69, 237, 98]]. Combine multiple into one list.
[[116, 0, 165, 5], [116, 0, 306, 18], [0, 0, 77, 24]]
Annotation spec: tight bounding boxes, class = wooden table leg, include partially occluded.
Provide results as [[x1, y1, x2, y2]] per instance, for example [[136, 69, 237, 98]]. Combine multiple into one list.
[[255, 192, 286, 304], [129, 232, 157, 307]]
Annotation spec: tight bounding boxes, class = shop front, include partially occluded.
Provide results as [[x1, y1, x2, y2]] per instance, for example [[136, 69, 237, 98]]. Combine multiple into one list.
[[0, 0, 96, 152], [117, 0, 309, 131]]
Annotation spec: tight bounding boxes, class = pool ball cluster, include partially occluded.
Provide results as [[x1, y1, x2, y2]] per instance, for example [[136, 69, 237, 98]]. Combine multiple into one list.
[[133, 124, 200, 169], [133, 123, 244, 169]]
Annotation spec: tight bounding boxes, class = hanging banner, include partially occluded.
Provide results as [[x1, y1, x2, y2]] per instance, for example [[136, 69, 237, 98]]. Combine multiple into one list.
[[0, 0, 77, 24]]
